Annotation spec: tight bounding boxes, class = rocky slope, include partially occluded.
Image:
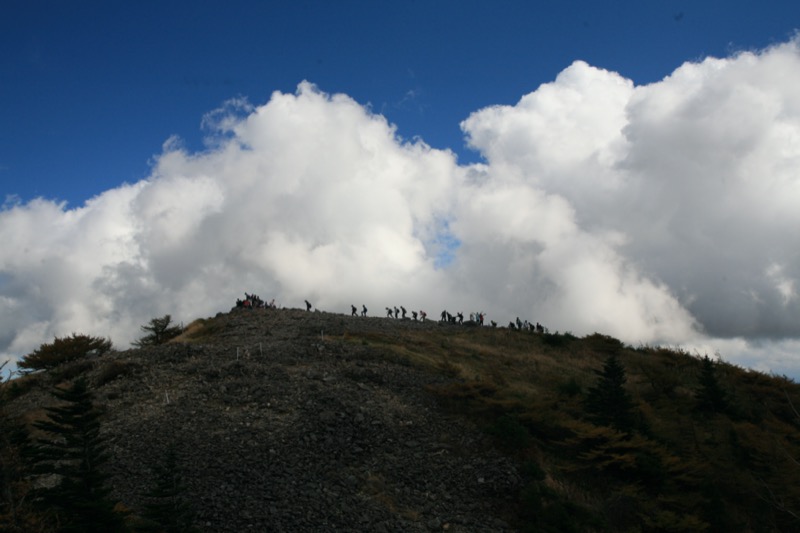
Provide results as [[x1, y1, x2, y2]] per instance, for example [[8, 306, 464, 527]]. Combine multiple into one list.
[[11, 308, 522, 532]]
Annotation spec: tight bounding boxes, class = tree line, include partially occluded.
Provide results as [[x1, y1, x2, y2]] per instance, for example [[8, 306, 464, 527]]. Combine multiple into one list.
[[1, 315, 192, 531]]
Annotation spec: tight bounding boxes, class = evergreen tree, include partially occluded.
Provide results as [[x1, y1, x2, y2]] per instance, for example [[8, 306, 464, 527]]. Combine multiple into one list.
[[584, 354, 638, 433], [136, 445, 197, 532], [18, 334, 113, 373], [132, 315, 183, 348], [695, 355, 729, 414], [29, 378, 124, 532]]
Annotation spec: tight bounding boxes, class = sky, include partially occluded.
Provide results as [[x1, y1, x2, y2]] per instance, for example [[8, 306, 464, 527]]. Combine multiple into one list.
[[2, 1, 800, 379]]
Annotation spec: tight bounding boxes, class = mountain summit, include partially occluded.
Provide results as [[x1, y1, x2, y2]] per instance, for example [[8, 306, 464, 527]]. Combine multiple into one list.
[[3, 306, 800, 531]]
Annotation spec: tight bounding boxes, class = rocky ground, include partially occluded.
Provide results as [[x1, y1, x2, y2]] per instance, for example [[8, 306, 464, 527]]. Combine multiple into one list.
[[12, 308, 523, 532]]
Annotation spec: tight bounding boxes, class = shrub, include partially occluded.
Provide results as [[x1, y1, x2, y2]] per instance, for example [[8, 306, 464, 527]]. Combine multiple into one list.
[[18, 334, 112, 373], [541, 332, 576, 348], [583, 333, 624, 355], [1, 373, 40, 401], [558, 377, 582, 397], [487, 414, 530, 451]]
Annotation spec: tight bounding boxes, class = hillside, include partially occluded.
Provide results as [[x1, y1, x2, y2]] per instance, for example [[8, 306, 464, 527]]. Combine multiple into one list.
[[3, 307, 800, 532]]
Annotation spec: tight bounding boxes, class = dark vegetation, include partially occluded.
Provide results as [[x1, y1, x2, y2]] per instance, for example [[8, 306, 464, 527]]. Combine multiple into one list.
[[130, 315, 184, 348], [133, 445, 198, 533], [339, 326, 800, 531], [17, 334, 112, 373], [27, 378, 125, 532], [2, 310, 800, 531]]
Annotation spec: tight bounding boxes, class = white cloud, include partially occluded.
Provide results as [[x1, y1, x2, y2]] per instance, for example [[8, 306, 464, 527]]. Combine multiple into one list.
[[3, 41, 800, 379], [0, 82, 460, 377], [459, 39, 800, 346]]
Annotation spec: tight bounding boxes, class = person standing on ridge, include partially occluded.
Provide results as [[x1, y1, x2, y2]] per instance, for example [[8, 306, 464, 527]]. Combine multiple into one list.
[[305, 300, 312, 312]]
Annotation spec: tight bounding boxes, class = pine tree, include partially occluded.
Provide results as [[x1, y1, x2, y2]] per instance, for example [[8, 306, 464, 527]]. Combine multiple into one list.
[[29, 378, 124, 532], [132, 315, 183, 348], [18, 334, 113, 373], [137, 445, 197, 532], [584, 354, 638, 433], [695, 355, 729, 414]]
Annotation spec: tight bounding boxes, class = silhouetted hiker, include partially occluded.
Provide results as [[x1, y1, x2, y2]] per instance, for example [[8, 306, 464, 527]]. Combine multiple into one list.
[[457, 312, 463, 325], [394, 306, 399, 319], [362, 305, 368, 317], [401, 306, 407, 319], [412, 311, 418, 321], [440, 310, 447, 322], [420, 310, 427, 321], [386, 307, 393, 317], [351, 305, 357, 316], [305, 300, 312, 312], [516, 317, 522, 329]]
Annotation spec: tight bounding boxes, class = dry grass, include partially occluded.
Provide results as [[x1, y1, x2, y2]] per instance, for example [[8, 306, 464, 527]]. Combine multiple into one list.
[[342, 324, 800, 531], [170, 318, 217, 343], [346, 328, 595, 412]]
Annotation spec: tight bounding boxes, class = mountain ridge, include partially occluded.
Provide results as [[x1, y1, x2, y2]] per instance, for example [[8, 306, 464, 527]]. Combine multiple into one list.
[[5, 305, 800, 531]]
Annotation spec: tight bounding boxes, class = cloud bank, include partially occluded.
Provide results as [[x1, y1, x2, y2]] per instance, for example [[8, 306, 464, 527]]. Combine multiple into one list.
[[3, 39, 800, 377]]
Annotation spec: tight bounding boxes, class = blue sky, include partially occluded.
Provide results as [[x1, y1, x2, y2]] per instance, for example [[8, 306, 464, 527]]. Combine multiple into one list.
[[2, 1, 800, 379], [3, 1, 798, 205]]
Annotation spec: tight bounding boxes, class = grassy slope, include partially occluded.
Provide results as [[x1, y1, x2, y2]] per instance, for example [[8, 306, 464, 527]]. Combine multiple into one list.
[[334, 323, 800, 532]]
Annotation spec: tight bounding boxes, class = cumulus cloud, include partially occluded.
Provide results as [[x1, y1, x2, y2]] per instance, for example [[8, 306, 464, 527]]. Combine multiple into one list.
[[2, 40, 800, 378]]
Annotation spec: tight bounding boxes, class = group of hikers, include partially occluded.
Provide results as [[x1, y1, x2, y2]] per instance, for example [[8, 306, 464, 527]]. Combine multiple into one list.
[[510, 317, 546, 333], [236, 293, 547, 333], [379, 306, 427, 321], [349, 304, 369, 317], [438, 310, 487, 326], [235, 293, 276, 309]]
